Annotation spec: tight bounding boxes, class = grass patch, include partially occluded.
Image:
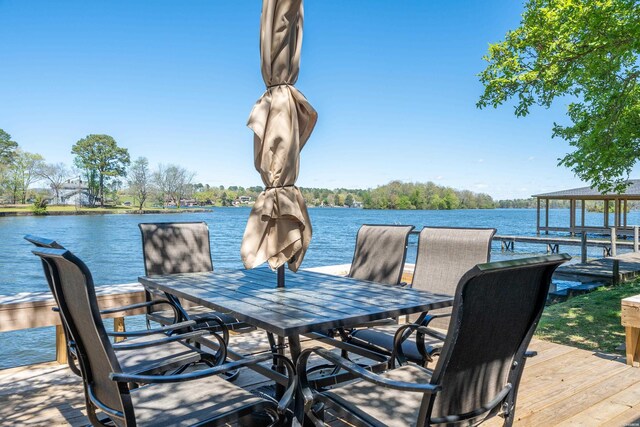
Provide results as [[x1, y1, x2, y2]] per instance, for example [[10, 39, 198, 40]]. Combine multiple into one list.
[[535, 280, 640, 354]]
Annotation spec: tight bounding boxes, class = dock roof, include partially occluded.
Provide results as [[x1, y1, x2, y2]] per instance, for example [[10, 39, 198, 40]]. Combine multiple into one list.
[[533, 179, 640, 199]]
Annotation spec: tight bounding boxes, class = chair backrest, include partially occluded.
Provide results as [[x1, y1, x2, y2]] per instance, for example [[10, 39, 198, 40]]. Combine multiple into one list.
[[348, 224, 415, 285], [32, 248, 131, 422], [24, 235, 83, 377], [425, 254, 569, 425], [24, 234, 66, 292], [411, 227, 496, 295], [139, 222, 213, 276]]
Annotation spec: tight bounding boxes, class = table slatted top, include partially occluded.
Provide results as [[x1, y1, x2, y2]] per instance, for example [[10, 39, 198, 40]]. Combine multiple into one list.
[[139, 268, 453, 336]]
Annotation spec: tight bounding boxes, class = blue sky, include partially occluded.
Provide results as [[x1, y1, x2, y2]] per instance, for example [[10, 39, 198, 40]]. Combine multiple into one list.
[[0, 0, 609, 199]]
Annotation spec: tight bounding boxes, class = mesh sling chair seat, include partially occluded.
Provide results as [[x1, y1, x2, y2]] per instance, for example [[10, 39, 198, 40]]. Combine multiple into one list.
[[32, 247, 296, 427], [348, 227, 496, 366], [296, 254, 570, 427], [25, 234, 217, 378], [138, 222, 250, 333]]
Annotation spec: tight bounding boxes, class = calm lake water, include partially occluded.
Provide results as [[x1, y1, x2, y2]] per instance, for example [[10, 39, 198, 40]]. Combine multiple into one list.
[[1, 207, 635, 368]]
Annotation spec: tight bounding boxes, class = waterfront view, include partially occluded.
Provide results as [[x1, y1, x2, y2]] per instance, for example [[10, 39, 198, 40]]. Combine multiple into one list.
[[1, 206, 637, 368], [2, 0, 640, 424], [3, 206, 635, 295]]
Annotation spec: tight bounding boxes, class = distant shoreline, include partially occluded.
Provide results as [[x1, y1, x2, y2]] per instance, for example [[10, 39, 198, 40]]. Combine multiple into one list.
[[0, 208, 212, 217]]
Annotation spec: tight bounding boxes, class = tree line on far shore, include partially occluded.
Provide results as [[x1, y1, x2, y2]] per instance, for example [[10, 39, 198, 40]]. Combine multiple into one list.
[[1, 127, 571, 212]]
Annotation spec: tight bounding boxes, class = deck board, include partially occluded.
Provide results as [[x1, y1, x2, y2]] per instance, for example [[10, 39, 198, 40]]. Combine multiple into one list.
[[2, 333, 640, 426]]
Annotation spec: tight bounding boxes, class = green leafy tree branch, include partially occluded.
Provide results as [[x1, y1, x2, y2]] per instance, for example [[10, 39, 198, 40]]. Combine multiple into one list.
[[478, 0, 640, 193]]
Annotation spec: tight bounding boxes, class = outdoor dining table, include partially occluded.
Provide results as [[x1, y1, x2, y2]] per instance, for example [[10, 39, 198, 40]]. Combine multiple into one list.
[[138, 267, 454, 390]]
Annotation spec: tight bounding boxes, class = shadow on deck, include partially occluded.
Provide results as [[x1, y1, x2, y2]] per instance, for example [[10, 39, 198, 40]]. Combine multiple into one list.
[[1, 331, 640, 426]]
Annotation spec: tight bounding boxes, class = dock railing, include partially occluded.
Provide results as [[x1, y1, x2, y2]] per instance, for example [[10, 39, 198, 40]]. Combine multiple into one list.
[[492, 225, 640, 263], [0, 283, 147, 365]]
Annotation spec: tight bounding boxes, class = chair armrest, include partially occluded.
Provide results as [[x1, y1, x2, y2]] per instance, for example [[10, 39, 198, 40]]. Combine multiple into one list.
[[298, 347, 440, 394], [417, 326, 447, 342], [106, 320, 195, 337], [192, 313, 230, 345], [390, 324, 446, 367], [112, 330, 207, 350], [110, 353, 296, 415], [270, 354, 297, 415], [419, 312, 451, 328], [99, 299, 179, 316], [109, 353, 270, 383]]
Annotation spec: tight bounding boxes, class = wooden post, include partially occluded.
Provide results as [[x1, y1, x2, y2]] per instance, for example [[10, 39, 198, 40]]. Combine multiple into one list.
[[624, 199, 628, 228], [55, 325, 68, 365], [634, 226, 639, 253], [581, 199, 586, 228], [611, 227, 617, 257], [622, 295, 640, 367], [113, 317, 126, 343], [604, 200, 610, 228], [613, 259, 620, 286], [570, 199, 575, 236], [545, 199, 550, 235], [581, 233, 588, 263], [536, 198, 541, 235]]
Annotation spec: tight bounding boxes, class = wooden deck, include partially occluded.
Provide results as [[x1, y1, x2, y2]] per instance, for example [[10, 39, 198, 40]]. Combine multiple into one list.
[[1, 331, 640, 426]]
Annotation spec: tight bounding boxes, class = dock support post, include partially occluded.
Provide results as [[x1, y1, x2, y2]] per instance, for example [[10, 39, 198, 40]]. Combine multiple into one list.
[[611, 227, 617, 257], [613, 259, 620, 286], [634, 226, 639, 252], [570, 199, 575, 236], [55, 325, 67, 365], [581, 233, 587, 263], [536, 198, 540, 235], [545, 199, 549, 235]]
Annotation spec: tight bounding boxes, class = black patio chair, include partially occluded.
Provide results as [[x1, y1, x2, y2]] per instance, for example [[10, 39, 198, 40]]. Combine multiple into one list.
[[347, 227, 496, 366], [296, 254, 569, 426], [32, 246, 296, 426], [25, 234, 217, 378], [139, 222, 251, 336]]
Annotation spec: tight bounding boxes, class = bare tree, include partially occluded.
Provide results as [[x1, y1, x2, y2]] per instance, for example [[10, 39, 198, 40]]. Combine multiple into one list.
[[153, 164, 195, 208], [127, 157, 151, 211], [8, 150, 45, 204], [38, 163, 70, 204]]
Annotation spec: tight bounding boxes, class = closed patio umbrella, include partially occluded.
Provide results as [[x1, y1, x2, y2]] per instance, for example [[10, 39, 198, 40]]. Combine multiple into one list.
[[241, 0, 317, 279]]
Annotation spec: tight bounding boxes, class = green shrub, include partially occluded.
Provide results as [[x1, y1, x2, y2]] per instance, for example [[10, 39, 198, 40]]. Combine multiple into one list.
[[31, 195, 48, 215]]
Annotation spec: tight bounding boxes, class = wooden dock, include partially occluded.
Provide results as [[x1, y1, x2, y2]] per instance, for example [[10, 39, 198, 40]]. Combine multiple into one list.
[[1, 330, 640, 426], [554, 252, 640, 284]]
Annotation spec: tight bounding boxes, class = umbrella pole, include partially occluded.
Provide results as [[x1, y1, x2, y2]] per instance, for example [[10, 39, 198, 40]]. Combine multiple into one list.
[[277, 264, 285, 288]]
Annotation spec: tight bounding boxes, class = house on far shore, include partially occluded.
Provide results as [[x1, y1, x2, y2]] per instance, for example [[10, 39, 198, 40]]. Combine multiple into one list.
[[57, 178, 97, 206], [233, 196, 253, 206]]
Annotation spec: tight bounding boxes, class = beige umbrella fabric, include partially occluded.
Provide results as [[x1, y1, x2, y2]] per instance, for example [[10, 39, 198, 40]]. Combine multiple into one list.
[[241, 0, 317, 272]]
